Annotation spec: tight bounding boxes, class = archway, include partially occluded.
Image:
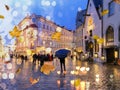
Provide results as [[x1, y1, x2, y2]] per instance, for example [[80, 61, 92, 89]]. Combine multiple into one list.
[[105, 26, 115, 63], [106, 26, 114, 43]]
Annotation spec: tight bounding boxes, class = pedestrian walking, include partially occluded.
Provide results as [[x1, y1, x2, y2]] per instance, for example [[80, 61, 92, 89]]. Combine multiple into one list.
[[21, 55, 24, 63], [55, 49, 71, 74], [32, 53, 37, 64], [39, 52, 45, 67], [59, 57, 66, 73]]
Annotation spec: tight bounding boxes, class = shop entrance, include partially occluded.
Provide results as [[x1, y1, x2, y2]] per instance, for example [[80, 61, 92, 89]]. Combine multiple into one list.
[[106, 48, 114, 63]]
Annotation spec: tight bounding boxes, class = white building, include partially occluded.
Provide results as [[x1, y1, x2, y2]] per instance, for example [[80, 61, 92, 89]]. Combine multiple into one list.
[[81, 0, 103, 61], [16, 14, 73, 55], [103, 0, 120, 63], [74, 10, 86, 53]]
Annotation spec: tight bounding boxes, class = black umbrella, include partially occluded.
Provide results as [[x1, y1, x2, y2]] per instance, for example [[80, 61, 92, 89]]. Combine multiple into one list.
[[55, 49, 71, 59]]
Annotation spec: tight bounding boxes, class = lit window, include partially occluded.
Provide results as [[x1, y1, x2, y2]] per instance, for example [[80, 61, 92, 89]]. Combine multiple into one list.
[[106, 26, 114, 42]]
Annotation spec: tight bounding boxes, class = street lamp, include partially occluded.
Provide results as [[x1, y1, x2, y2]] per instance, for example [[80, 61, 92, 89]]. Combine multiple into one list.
[[101, 55, 105, 60], [94, 53, 98, 58], [114, 48, 118, 65]]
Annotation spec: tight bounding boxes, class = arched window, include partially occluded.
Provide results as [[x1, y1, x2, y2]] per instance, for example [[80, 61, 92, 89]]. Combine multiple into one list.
[[106, 26, 114, 42]]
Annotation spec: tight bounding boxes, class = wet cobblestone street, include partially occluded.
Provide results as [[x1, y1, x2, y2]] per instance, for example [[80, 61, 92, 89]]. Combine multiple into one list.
[[0, 58, 120, 90]]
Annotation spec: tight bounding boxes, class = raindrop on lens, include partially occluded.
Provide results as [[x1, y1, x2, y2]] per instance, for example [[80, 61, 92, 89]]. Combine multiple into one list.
[[51, 1, 56, 6], [9, 73, 15, 79], [2, 73, 8, 79]]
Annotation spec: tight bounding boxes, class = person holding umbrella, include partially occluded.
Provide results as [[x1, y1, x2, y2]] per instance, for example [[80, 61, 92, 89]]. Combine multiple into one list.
[[59, 57, 66, 74], [55, 49, 71, 74]]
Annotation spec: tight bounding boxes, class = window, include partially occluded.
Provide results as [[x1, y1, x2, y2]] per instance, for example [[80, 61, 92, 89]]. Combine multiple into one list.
[[47, 25, 49, 30], [90, 3, 91, 7], [50, 27, 52, 31], [38, 21, 42, 28], [43, 24, 45, 29], [106, 26, 114, 42], [108, 1, 115, 16]]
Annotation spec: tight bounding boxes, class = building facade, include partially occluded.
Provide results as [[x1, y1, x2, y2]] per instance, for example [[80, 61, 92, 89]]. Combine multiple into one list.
[[82, 0, 103, 61], [103, 0, 120, 63], [74, 10, 86, 53], [15, 14, 73, 55], [76, 0, 120, 63]]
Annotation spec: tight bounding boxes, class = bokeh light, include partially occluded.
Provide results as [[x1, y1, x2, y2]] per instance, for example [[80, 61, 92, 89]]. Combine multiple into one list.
[[12, 11, 18, 17], [51, 1, 56, 6], [15, 2, 21, 7], [27, 1, 32, 6], [57, 71, 61, 75], [45, 1, 51, 6], [22, 5, 28, 11], [2, 73, 8, 79], [70, 80, 74, 86], [78, 7, 82, 11], [9, 73, 15, 79], [46, 15, 51, 20], [6, 63, 12, 70], [86, 67, 90, 71]]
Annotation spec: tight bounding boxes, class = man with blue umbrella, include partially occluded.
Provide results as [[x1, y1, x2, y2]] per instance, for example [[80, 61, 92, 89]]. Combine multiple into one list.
[[55, 49, 71, 74]]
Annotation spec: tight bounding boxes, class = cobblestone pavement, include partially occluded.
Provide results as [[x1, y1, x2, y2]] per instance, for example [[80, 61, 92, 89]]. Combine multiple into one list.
[[0, 58, 120, 90]]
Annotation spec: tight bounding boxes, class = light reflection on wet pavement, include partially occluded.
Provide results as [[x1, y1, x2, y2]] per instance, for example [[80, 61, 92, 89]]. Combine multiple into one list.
[[0, 58, 120, 90]]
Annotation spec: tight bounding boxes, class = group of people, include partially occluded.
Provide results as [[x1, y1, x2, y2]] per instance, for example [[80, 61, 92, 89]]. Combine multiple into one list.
[[10, 51, 71, 75], [32, 52, 53, 67]]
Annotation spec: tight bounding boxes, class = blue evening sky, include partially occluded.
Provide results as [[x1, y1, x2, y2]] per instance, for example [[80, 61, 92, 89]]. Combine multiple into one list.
[[30, 0, 88, 30], [0, 0, 88, 45]]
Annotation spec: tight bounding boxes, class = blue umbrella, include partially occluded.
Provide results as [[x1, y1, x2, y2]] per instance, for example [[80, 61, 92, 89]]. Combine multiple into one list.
[[55, 49, 71, 59]]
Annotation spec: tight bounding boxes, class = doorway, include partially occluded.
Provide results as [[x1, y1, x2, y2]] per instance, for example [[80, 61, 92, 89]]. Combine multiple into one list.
[[106, 48, 114, 63]]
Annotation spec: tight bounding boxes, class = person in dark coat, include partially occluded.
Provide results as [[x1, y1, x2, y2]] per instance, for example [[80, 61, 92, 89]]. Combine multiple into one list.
[[59, 52, 71, 74], [39, 53, 45, 67], [24, 55, 28, 61], [32, 53, 37, 64], [37, 51, 45, 67], [59, 57, 66, 73], [37, 53, 40, 64], [21, 55, 24, 64]]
